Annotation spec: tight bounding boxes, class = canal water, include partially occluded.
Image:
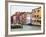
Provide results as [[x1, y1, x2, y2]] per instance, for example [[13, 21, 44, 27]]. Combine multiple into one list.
[[11, 25, 41, 31]]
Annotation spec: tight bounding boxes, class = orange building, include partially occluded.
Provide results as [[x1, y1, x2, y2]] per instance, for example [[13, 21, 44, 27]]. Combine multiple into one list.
[[32, 7, 41, 25]]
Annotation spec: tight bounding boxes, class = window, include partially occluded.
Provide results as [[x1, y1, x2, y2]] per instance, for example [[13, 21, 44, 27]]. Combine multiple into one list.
[[37, 20, 41, 24], [37, 9, 40, 12], [34, 10, 36, 13], [37, 15, 39, 17], [34, 20, 36, 22], [34, 15, 36, 17]]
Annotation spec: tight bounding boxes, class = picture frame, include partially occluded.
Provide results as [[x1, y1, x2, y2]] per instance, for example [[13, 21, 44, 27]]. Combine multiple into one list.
[[5, 0, 45, 36]]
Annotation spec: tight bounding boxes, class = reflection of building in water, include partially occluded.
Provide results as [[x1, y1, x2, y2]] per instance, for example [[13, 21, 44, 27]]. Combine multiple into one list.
[[32, 7, 41, 25]]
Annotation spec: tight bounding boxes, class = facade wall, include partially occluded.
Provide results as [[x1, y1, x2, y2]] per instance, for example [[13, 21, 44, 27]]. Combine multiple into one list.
[[26, 12, 32, 24], [32, 7, 41, 25]]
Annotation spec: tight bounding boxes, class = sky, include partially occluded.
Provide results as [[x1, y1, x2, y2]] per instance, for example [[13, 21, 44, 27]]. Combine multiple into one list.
[[8, 3, 42, 16]]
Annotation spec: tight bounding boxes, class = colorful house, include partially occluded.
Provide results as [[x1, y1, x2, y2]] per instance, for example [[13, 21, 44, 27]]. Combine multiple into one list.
[[32, 7, 41, 25]]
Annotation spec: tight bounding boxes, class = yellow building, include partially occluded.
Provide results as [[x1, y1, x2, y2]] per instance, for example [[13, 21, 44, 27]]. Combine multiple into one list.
[[32, 7, 41, 25]]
